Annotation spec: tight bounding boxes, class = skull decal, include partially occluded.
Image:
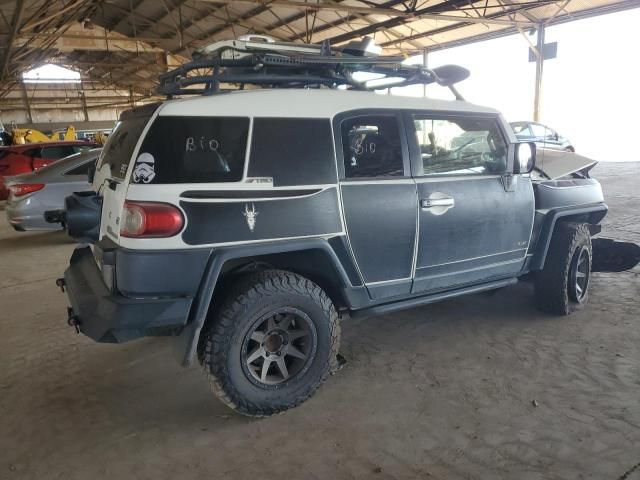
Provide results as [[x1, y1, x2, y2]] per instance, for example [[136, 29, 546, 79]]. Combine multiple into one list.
[[242, 203, 259, 232]]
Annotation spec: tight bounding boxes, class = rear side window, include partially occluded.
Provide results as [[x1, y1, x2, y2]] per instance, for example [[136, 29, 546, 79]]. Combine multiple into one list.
[[41, 146, 75, 159], [23, 148, 41, 158], [100, 116, 150, 179], [65, 160, 96, 177], [135, 116, 249, 184], [248, 118, 336, 186], [72, 145, 95, 154]]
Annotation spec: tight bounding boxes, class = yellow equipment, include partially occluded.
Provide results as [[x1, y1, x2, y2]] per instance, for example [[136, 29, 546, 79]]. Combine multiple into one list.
[[94, 131, 108, 145], [10, 125, 77, 144]]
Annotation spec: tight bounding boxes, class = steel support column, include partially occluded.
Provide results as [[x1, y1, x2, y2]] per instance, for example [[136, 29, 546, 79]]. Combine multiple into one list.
[[422, 49, 429, 98], [20, 81, 33, 123], [533, 24, 545, 122], [80, 83, 89, 121]]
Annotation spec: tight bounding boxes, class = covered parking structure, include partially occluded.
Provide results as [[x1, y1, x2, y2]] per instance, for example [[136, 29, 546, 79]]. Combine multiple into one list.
[[0, 0, 638, 127], [1, 2, 640, 479]]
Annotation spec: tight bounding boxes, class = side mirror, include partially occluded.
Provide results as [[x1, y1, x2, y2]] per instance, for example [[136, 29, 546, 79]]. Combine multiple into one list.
[[515, 142, 536, 174], [87, 163, 96, 184]]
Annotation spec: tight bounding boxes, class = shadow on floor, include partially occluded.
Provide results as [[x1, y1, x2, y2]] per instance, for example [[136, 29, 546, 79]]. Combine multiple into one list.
[[0, 230, 74, 250]]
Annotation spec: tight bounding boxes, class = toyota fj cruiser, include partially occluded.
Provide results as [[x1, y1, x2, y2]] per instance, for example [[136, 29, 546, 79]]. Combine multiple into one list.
[[51, 37, 629, 417]]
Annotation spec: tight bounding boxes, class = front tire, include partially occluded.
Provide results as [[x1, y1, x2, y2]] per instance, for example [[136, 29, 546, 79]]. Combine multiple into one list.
[[201, 270, 340, 417], [534, 223, 592, 315]]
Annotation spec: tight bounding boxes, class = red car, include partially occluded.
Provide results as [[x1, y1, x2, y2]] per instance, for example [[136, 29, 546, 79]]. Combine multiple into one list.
[[0, 141, 98, 200]]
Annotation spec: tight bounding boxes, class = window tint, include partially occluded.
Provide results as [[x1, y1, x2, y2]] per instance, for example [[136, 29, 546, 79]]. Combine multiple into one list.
[[136, 116, 249, 184], [341, 115, 404, 178], [64, 160, 96, 177], [99, 116, 150, 179], [414, 116, 507, 176], [249, 118, 336, 186], [24, 148, 41, 158], [41, 146, 74, 159]]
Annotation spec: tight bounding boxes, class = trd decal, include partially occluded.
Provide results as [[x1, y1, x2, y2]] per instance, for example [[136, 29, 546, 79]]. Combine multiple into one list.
[[242, 203, 259, 232], [133, 152, 156, 184]]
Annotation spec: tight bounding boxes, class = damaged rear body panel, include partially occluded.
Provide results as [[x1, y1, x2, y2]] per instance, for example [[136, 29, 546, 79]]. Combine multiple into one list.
[[533, 148, 599, 180], [527, 149, 639, 273]]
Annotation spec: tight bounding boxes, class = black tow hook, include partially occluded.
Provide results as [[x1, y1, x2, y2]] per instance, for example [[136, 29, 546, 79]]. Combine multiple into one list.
[[67, 307, 81, 334], [55, 277, 66, 293]]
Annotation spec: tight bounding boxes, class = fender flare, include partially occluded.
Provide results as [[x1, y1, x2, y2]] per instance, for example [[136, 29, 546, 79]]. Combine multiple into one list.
[[529, 202, 608, 271], [172, 238, 359, 367]]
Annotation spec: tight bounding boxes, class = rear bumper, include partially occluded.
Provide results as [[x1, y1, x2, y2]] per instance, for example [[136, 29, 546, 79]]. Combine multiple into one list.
[[64, 246, 193, 343], [6, 202, 60, 231]]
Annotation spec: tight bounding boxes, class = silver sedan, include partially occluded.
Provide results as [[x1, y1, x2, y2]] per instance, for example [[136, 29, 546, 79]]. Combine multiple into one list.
[[5, 148, 101, 231]]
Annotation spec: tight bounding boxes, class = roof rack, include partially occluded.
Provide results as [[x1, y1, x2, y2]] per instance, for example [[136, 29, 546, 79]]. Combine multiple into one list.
[[157, 37, 469, 100]]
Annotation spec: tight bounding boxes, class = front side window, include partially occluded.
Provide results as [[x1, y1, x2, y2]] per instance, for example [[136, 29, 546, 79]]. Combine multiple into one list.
[[135, 116, 249, 184], [341, 115, 404, 178], [413, 116, 507, 176]]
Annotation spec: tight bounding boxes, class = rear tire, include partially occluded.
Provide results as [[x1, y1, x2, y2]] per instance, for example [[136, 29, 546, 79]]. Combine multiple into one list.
[[201, 270, 340, 417], [534, 223, 592, 315]]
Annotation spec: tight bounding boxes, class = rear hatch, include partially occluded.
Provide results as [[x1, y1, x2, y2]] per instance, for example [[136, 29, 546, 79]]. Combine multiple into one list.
[[96, 103, 250, 248], [93, 103, 160, 242]]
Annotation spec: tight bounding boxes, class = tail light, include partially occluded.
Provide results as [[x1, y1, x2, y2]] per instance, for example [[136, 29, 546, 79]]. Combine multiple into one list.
[[9, 183, 45, 197], [120, 201, 184, 238]]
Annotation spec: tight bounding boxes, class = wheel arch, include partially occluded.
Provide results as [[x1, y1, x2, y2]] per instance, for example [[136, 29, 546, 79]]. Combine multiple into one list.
[[172, 238, 363, 367], [529, 203, 608, 272]]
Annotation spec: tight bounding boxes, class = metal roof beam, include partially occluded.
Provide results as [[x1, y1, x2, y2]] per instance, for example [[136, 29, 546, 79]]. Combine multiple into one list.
[[281, 0, 407, 42], [195, 0, 410, 17], [378, 3, 551, 47], [326, 0, 484, 45], [1, 0, 26, 82]]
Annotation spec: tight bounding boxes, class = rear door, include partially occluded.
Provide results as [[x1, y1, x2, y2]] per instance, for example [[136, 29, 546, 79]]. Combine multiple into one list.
[[336, 111, 417, 300], [407, 112, 534, 293]]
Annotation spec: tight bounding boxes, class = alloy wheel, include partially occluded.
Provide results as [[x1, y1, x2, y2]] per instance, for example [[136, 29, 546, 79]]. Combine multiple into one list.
[[569, 246, 590, 303], [242, 308, 317, 386]]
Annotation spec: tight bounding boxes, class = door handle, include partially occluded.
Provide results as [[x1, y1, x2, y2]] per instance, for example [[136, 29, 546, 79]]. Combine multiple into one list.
[[421, 193, 455, 215], [421, 198, 454, 208]]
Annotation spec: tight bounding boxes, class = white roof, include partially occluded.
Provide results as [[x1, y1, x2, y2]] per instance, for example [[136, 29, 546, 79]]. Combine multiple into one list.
[[158, 89, 499, 118]]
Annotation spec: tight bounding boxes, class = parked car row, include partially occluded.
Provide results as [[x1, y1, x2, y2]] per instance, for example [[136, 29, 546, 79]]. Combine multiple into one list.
[[0, 140, 98, 200], [510, 121, 574, 152], [3, 148, 100, 231]]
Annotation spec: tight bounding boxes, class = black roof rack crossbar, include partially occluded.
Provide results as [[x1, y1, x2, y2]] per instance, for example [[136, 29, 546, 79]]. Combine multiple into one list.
[[156, 52, 469, 100]]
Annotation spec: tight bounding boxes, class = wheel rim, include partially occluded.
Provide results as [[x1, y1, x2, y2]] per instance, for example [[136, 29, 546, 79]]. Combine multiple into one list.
[[569, 246, 590, 303], [241, 307, 317, 387]]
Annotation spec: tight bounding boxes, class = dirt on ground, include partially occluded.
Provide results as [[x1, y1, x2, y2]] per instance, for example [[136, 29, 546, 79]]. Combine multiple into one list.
[[0, 163, 638, 480]]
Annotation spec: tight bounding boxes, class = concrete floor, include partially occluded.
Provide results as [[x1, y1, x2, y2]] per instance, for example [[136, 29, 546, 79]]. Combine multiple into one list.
[[1, 163, 638, 480]]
